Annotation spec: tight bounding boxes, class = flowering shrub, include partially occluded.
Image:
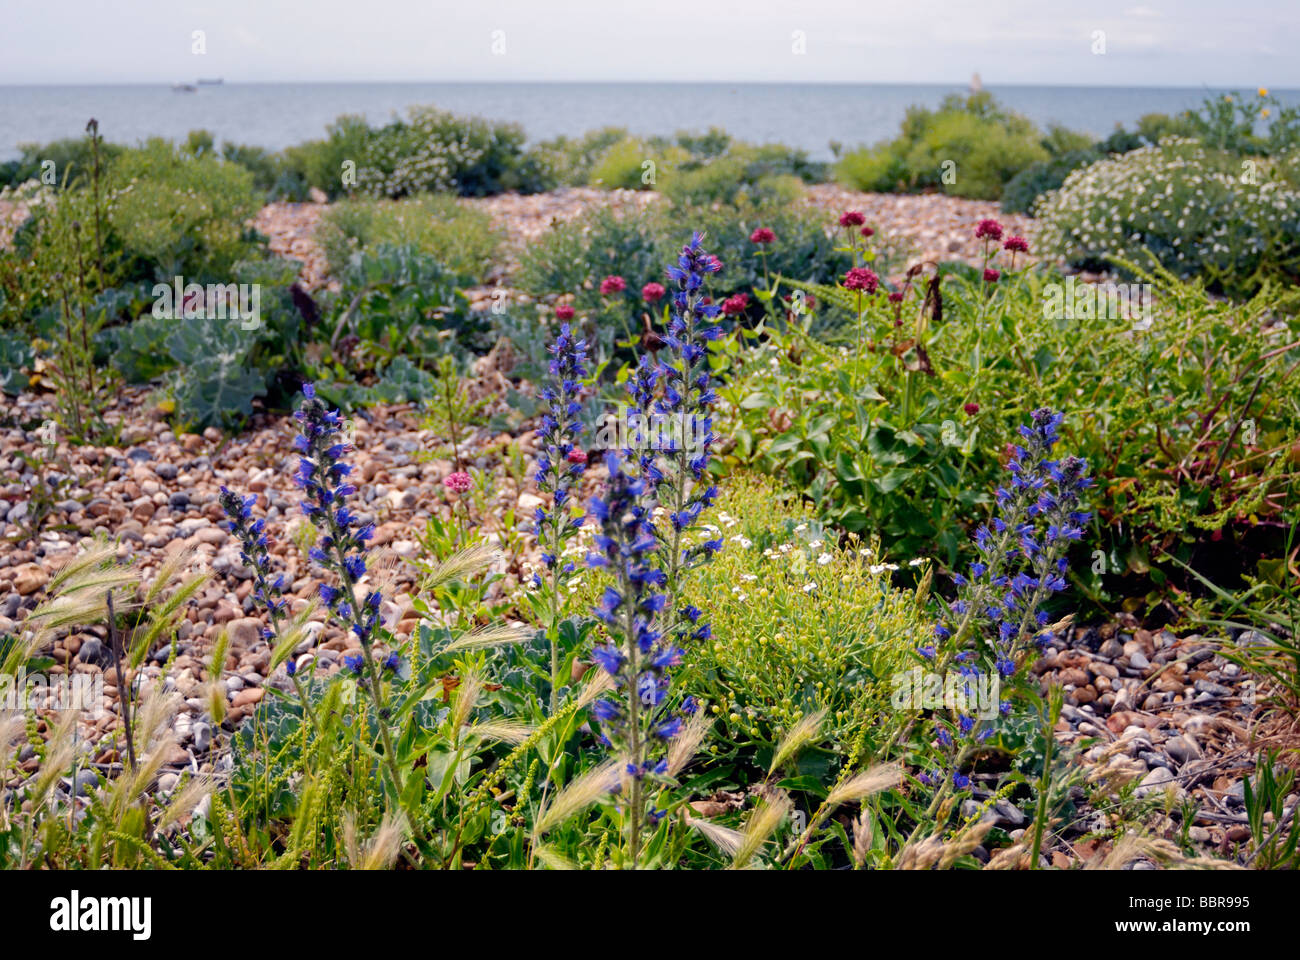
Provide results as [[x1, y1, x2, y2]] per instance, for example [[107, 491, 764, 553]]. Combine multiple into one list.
[[353, 105, 537, 199], [1035, 137, 1300, 297]]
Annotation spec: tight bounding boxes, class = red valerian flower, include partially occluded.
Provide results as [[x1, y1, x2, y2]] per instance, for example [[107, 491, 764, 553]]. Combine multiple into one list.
[[888, 291, 904, 303], [721, 293, 750, 316], [750, 227, 775, 244], [555, 304, 575, 321], [641, 281, 666, 303], [567, 448, 588, 465], [1003, 235, 1029, 254], [860, 226, 875, 238], [843, 266, 880, 293], [964, 402, 980, 415], [839, 210, 866, 228], [983, 268, 1000, 283], [599, 275, 627, 295], [443, 471, 473, 494], [974, 219, 1004, 241]]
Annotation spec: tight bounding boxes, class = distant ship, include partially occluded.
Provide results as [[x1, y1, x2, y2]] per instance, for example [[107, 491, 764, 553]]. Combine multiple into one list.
[[197, 78, 224, 85], [172, 83, 197, 93]]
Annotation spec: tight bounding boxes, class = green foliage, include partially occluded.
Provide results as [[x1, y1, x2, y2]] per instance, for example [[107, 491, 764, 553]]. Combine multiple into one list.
[[282, 113, 371, 200], [589, 136, 664, 190], [0, 330, 33, 394], [527, 126, 630, 187], [515, 202, 853, 321], [221, 140, 310, 201], [107, 138, 263, 281], [0, 135, 126, 190], [715, 253, 1300, 605], [316, 194, 503, 284], [679, 476, 921, 760], [836, 93, 1056, 200]]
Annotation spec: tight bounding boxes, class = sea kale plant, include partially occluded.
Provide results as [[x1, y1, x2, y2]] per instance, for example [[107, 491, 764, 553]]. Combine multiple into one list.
[[585, 232, 724, 867], [920, 407, 1092, 788]]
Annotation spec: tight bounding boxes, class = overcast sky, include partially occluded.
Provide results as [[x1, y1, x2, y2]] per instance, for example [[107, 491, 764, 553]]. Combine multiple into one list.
[[1, 0, 1296, 87]]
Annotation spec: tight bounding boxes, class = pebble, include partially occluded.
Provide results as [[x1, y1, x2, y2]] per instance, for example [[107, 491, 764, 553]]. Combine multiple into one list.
[[1136, 767, 1183, 800]]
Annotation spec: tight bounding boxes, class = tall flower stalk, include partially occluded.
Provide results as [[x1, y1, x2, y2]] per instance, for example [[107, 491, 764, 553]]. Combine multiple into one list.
[[533, 322, 590, 712], [291, 384, 406, 797], [585, 232, 722, 867], [217, 486, 317, 728], [918, 407, 1092, 794]]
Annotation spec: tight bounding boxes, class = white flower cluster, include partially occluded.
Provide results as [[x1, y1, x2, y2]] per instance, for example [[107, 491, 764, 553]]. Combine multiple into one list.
[[1035, 136, 1300, 284], [355, 106, 504, 199]]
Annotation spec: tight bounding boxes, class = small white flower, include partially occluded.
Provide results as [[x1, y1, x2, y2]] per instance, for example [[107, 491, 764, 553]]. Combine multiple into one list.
[[802, 582, 817, 593], [817, 553, 833, 566], [908, 557, 925, 567]]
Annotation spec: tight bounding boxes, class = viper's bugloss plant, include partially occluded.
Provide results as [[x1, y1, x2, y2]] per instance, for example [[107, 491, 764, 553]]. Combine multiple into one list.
[[534, 322, 590, 710], [586, 232, 723, 866], [920, 407, 1092, 788], [217, 484, 319, 719], [289, 383, 405, 794]]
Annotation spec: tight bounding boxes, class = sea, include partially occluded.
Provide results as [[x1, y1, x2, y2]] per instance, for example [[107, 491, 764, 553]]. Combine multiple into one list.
[[2, 82, 1297, 163]]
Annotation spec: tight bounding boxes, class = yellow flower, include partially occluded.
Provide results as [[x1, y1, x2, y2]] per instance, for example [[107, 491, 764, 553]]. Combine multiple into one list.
[[1262, 108, 1271, 118], [1259, 87, 1269, 97]]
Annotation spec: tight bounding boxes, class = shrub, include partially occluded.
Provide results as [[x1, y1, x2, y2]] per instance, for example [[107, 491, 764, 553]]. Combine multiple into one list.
[[107, 138, 263, 282], [528, 126, 631, 187], [222, 141, 309, 201], [677, 475, 919, 758], [352, 105, 535, 198], [282, 114, 371, 200], [0, 135, 126, 190], [588, 136, 663, 190], [1034, 137, 1300, 297], [836, 93, 1054, 200], [316, 195, 503, 284]]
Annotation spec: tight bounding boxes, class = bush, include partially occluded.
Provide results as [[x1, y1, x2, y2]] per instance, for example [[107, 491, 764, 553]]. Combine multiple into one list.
[[222, 141, 309, 201], [588, 137, 663, 190], [107, 138, 263, 282], [677, 475, 919, 757], [712, 224, 1300, 600], [316, 195, 503, 284], [1034, 137, 1300, 297], [514, 201, 853, 326], [282, 114, 371, 200], [0, 135, 125, 190], [835, 93, 1054, 200], [351, 105, 538, 198], [528, 127, 631, 187]]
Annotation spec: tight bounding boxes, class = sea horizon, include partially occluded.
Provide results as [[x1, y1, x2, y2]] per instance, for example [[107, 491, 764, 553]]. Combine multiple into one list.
[[3, 80, 1296, 163]]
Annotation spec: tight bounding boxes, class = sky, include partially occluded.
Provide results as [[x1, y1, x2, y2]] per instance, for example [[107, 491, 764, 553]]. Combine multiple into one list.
[[0, 0, 1296, 87]]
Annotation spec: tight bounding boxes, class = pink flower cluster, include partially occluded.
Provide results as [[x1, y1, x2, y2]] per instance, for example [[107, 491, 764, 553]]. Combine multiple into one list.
[[842, 266, 880, 293], [443, 471, 473, 494]]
